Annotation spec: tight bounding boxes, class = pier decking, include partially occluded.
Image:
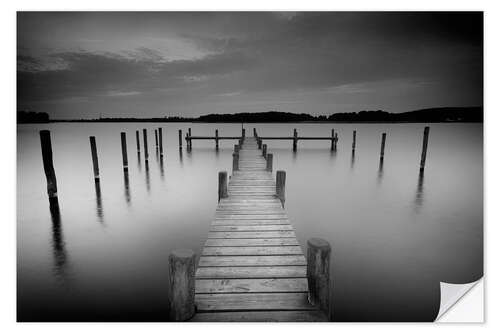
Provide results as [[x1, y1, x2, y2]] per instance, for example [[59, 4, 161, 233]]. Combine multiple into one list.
[[191, 137, 328, 322]]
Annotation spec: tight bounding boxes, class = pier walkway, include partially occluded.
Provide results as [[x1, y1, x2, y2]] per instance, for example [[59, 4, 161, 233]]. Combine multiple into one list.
[[191, 137, 328, 322]]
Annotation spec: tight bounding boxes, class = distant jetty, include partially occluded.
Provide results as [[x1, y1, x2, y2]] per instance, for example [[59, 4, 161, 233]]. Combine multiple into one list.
[[17, 106, 482, 124]]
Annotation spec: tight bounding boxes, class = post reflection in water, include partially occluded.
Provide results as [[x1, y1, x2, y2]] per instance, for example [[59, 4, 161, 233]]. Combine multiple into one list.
[[94, 180, 104, 223], [49, 203, 68, 282], [158, 155, 165, 180], [137, 152, 141, 171], [178, 148, 183, 166], [123, 170, 131, 204], [145, 161, 151, 192], [377, 158, 384, 185], [350, 150, 356, 170], [414, 170, 425, 213]]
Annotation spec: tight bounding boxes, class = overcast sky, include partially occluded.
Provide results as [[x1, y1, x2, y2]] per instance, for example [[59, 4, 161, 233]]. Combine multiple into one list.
[[17, 12, 483, 119]]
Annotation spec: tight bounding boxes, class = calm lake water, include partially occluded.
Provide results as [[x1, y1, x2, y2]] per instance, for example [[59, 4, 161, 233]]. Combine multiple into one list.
[[17, 122, 483, 321]]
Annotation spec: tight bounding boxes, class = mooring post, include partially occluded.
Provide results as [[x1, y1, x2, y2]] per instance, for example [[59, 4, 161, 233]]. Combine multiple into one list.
[[293, 128, 298, 152], [331, 129, 335, 151], [276, 170, 286, 207], [215, 129, 219, 150], [258, 138, 262, 149], [121, 132, 128, 171], [334, 133, 338, 150], [380, 133, 387, 162], [143, 129, 149, 161], [232, 152, 239, 173], [89, 136, 100, 181], [218, 171, 228, 202], [352, 130, 356, 152], [242, 127, 245, 138], [420, 126, 430, 171], [155, 130, 158, 149], [253, 128, 257, 137], [169, 249, 196, 321], [178, 129, 182, 150], [188, 128, 192, 149], [135, 130, 141, 153], [158, 128, 163, 156], [262, 144, 267, 158], [39, 130, 59, 208], [307, 238, 331, 318], [234, 144, 239, 154], [266, 153, 273, 172]]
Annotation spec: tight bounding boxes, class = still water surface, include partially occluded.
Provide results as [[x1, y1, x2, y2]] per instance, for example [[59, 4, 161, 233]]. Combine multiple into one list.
[[17, 122, 483, 321]]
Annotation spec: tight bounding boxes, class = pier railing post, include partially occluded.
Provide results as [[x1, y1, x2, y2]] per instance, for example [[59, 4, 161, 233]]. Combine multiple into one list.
[[419, 126, 430, 171], [169, 249, 196, 321], [215, 129, 219, 150], [276, 170, 286, 207], [307, 238, 331, 318], [266, 153, 273, 172], [262, 144, 267, 158], [158, 128, 163, 156], [143, 129, 149, 161], [218, 171, 228, 202], [178, 129, 182, 150], [232, 152, 239, 173], [330, 129, 335, 151], [293, 128, 298, 152], [89, 136, 100, 181], [135, 130, 140, 153], [121, 132, 128, 171], [352, 130, 356, 152], [380, 133, 386, 162], [39, 130, 59, 208]]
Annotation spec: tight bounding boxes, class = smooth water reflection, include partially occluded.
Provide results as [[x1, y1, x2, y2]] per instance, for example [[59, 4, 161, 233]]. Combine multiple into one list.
[[17, 122, 482, 321]]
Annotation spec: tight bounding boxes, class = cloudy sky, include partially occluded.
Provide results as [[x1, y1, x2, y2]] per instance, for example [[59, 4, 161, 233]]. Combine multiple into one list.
[[17, 12, 482, 119]]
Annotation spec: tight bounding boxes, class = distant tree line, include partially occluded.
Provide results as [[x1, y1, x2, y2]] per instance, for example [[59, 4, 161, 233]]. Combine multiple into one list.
[[17, 106, 482, 124]]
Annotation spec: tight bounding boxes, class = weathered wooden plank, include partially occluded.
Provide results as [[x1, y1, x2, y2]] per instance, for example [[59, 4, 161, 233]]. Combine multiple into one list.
[[195, 292, 315, 311], [195, 278, 308, 293], [211, 220, 291, 226], [215, 214, 288, 219], [207, 231, 296, 238], [205, 238, 299, 247], [196, 266, 307, 279], [198, 255, 306, 266], [202, 246, 303, 256], [210, 225, 293, 232], [191, 310, 328, 322]]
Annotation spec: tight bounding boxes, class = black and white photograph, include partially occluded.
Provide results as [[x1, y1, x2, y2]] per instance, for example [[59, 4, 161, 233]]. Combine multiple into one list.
[[14, 9, 485, 323]]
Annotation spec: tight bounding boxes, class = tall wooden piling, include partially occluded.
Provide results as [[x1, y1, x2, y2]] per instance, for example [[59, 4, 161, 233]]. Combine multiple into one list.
[[218, 171, 228, 202], [266, 153, 273, 172], [420, 126, 430, 171], [276, 170, 286, 207], [380, 133, 387, 161], [253, 128, 257, 137], [334, 133, 338, 150], [120, 132, 128, 170], [89, 136, 100, 180], [330, 129, 335, 151], [158, 128, 163, 156], [178, 129, 182, 149], [352, 130, 356, 152], [215, 129, 219, 150], [155, 130, 158, 148], [169, 249, 196, 321], [262, 144, 267, 158], [293, 129, 298, 152], [232, 152, 239, 173], [242, 128, 246, 138], [136, 130, 140, 153], [188, 128, 192, 149], [143, 129, 149, 161], [39, 130, 59, 207], [258, 138, 262, 149], [307, 238, 331, 317]]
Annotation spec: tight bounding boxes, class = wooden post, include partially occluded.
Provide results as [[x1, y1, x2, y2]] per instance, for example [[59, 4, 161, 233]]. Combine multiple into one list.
[[120, 132, 128, 170], [242, 128, 245, 138], [89, 136, 100, 181], [135, 130, 140, 153], [293, 128, 298, 152], [334, 133, 338, 150], [307, 238, 331, 317], [276, 170, 286, 207], [143, 129, 149, 160], [218, 171, 228, 202], [188, 128, 192, 149], [266, 153, 273, 172], [380, 133, 386, 162], [234, 144, 239, 154], [253, 128, 257, 137], [158, 128, 163, 156], [258, 138, 262, 149], [232, 152, 239, 173], [330, 129, 335, 151], [169, 249, 196, 321], [262, 144, 267, 158], [215, 129, 219, 150], [155, 130, 158, 148], [178, 129, 182, 149], [420, 126, 430, 171], [39, 130, 59, 207], [352, 130, 356, 152]]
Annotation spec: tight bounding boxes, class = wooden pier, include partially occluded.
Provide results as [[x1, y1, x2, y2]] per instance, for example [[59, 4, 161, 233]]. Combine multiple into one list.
[[189, 136, 328, 322]]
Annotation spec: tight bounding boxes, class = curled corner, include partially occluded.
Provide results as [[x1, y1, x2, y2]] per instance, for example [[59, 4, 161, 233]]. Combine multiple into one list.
[[435, 278, 483, 321]]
